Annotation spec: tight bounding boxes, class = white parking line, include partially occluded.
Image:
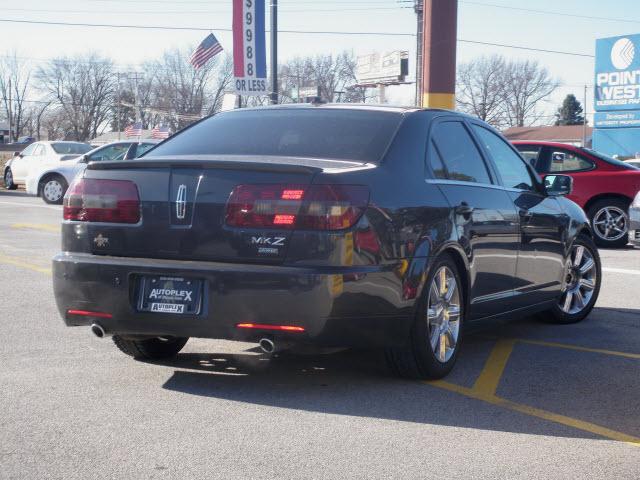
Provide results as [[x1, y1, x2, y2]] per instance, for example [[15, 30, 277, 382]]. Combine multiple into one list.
[[603, 267, 640, 276], [0, 200, 60, 210]]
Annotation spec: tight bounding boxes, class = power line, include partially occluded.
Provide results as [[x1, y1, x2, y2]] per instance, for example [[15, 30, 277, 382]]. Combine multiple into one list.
[[461, 1, 640, 25], [0, 17, 595, 58]]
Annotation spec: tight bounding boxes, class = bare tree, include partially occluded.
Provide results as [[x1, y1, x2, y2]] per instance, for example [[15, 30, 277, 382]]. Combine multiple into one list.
[[36, 54, 115, 141], [501, 59, 559, 127], [456, 55, 506, 127], [278, 51, 364, 104], [149, 47, 218, 131], [0, 52, 32, 141]]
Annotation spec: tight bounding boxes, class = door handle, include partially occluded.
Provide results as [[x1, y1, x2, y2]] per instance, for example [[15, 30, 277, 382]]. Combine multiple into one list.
[[455, 202, 474, 216]]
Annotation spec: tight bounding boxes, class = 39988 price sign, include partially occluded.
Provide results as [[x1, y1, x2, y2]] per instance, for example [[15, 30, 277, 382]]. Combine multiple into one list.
[[233, 0, 267, 96]]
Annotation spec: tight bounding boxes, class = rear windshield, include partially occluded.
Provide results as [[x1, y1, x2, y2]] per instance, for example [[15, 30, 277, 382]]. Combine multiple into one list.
[[582, 148, 638, 170], [147, 108, 403, 163], [51, 142, 92, 154]]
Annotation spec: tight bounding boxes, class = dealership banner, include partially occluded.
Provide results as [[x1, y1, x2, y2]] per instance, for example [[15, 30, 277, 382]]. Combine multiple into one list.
[[233, 0, 268, 96], [595, 34, 640, 111]]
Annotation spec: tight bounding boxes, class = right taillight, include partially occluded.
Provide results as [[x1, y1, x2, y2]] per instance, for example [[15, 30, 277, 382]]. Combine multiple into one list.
[[63, 178, 140, 224], [225, 184, 369, 231]]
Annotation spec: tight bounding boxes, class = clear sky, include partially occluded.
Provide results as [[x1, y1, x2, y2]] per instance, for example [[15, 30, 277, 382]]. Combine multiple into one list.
[[1, 0, 640, 123]]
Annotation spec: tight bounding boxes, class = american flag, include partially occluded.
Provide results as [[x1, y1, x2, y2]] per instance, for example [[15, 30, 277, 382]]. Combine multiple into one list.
[[189, 33, 223, 69], [152, 125, 170, 139], [124, 122, 143, 137]]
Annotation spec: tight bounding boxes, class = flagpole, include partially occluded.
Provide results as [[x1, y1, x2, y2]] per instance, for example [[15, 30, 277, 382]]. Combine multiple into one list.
[[270, 0, 278, 105]]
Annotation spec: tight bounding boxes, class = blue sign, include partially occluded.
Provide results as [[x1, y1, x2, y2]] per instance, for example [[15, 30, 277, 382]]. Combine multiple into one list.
[[595, 34, 640, 111], [594, 111, 640, 128]]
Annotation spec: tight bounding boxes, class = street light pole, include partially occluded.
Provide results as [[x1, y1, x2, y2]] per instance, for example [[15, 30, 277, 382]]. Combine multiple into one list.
[[270, 0, 278, 105]]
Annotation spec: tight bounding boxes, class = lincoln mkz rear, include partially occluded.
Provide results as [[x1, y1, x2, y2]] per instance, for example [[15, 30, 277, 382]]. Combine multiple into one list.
[[52, 105, 601, 379]]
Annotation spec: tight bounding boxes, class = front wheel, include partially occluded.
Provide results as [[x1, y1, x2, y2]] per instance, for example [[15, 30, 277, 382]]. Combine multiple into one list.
[[541, 235, 601, 324], [41, 175, 68, 204], [112, 335, 188, 360], [4, 168, 17, 190], [386, 254, 464, 379]]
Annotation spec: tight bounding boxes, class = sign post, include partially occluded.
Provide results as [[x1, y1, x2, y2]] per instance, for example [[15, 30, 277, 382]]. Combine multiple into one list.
[[233, 0, 268, 97]]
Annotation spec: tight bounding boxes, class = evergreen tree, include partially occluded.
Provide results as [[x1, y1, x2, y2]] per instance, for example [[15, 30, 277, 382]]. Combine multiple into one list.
[[555, 94, 585, 125]]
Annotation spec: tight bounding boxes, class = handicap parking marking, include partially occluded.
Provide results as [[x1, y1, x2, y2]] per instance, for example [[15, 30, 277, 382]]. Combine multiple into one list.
[[426, 338, 640, 447], [602, 267, 640, 276]]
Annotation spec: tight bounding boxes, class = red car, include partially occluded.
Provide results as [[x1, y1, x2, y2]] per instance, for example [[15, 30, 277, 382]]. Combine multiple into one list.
[[513, 141, 640, 248]]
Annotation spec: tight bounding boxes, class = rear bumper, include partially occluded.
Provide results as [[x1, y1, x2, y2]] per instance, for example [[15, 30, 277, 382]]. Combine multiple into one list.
[[52, 253, 415, 347], [630, 207, 640, 246]]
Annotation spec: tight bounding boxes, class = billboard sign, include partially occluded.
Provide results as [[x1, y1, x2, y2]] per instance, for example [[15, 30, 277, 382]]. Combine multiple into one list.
[[595, 34, 640, 111], [356, 51, 409, 85], [233, 0, 268, 96], [594, 111, 640, 128]]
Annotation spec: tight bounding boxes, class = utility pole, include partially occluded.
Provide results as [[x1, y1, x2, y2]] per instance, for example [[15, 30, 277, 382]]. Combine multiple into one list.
[[414, 0, 424, 107], [420, 0, 458, 109], [270, 0, 278, 105], [583, 84, 588, 147], [7, 78, 12, 143]]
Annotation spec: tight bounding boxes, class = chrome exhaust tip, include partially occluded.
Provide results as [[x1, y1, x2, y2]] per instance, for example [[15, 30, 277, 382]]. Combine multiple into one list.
[[91, 323, 106, 338], [259, 338, 276, 354]]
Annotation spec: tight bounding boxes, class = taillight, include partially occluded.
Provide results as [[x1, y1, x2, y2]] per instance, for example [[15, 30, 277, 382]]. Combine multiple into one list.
[[63, 178, 141, 224], [225, 184, 369, 231]]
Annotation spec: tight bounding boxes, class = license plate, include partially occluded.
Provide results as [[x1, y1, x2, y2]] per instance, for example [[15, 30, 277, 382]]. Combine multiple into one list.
[[137, 275, 202, 315]]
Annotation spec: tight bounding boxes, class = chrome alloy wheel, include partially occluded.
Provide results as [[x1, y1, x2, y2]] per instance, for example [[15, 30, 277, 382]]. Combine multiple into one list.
[[593, 206, 628, 242], [43, 179, 64, 203], [559, 244, 597, 315], [427, 266, 461, 363]]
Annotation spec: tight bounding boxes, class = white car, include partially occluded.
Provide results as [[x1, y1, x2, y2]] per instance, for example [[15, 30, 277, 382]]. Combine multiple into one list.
[[4, 141, 92, 194], [21, 140, 159, 204]]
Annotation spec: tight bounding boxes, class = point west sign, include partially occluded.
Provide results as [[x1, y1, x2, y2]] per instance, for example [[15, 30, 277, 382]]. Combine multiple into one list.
[[595, 35, 640, 111]]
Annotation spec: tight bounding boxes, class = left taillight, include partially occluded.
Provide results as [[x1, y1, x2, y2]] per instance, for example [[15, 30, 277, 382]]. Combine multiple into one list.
[[63, 178, 141, 224]]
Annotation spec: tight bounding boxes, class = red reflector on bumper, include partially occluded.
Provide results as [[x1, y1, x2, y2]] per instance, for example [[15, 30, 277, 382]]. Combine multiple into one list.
[[236, 323, 305, 332], [67, 309, 113, 319]]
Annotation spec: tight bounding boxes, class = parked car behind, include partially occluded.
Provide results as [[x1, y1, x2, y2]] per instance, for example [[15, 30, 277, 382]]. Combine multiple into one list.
[[23, 140, 159, 204], [53, 105, 601, 380], [4, 141, 92, 192], [513, 141, 640, 248]]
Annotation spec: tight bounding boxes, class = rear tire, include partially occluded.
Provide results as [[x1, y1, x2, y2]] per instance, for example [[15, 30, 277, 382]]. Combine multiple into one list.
[[112, 335, 188, 360], [4, 168, 17, 190], [40, 175, 68, 204], [539, 234, 601, 324], [386, 254, 464, 380], [587, 198, 629, 248]]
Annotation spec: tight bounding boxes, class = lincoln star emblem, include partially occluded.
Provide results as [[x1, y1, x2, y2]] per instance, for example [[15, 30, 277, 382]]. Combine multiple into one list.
[[176, 184, 187, 220], [93, 234, 109, 248]]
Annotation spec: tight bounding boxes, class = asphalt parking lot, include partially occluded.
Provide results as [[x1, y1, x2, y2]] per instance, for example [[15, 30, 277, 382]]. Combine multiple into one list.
[[1, 190, 639, 479]]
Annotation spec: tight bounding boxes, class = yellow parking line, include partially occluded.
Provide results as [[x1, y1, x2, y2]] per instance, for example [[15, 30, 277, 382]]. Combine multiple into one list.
[[11, 223, 60, 233], [427, 339, 640, 447], [517, 338, 640, 360], [430, 380, 640, 446], [0, 254, 51, 275], [472, 339, 515, 396]]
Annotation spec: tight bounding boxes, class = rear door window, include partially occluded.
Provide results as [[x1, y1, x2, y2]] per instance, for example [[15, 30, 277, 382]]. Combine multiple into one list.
[[430, 121, 492, 184], [472, 126, 534, 191]]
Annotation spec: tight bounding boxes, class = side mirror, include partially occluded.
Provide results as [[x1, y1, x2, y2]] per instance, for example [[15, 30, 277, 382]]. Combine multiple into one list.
[[14, 151, 22, 157], [544, 174, 573, 196], [78, 155, 88, 164]]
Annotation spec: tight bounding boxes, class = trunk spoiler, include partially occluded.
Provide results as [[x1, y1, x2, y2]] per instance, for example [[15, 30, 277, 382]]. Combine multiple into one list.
[[87, 155, 373, 175]]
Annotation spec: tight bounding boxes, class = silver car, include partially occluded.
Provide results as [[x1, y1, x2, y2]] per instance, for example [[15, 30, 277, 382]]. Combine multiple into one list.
[[22, 140, 159, 204]]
